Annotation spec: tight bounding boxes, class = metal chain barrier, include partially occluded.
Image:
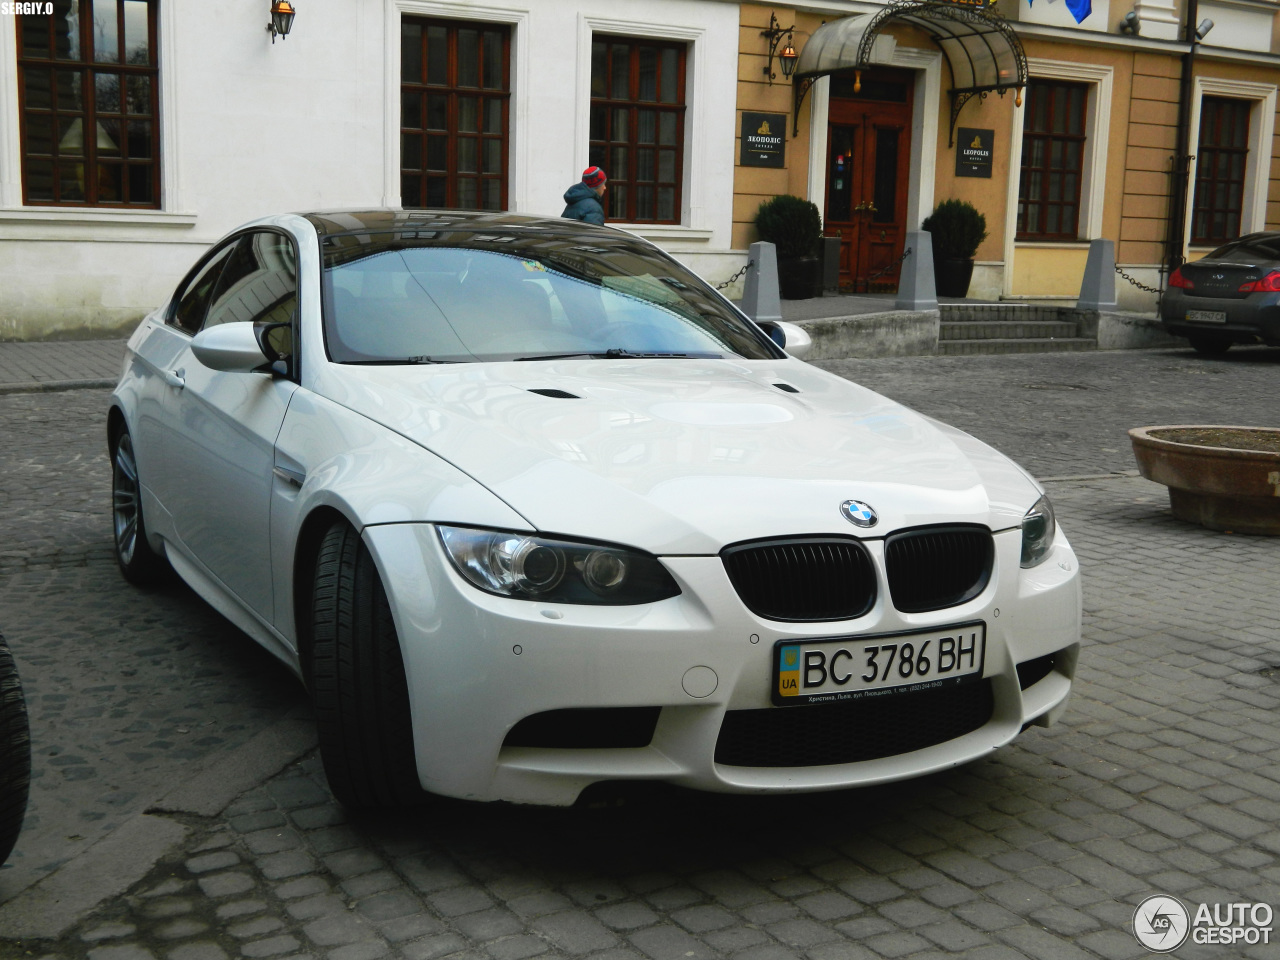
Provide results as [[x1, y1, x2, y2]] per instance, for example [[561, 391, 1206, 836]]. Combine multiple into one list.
[[864, 246, 912, 284], [1115, 262, 1163, 295], [715, 260, 753, 290]]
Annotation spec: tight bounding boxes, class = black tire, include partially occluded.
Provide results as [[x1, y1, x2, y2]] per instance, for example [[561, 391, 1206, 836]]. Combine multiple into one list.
[[111, 428, 168, 585], [0, 635, 31, 867], [1188, 334, 1232, 355], [310, 521, 426, 808]]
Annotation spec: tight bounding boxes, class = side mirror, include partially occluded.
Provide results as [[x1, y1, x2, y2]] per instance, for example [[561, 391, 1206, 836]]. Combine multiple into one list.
[[760, 320, 813, 360], [255, 319, 294, 363], [190, 322, 270, 373]]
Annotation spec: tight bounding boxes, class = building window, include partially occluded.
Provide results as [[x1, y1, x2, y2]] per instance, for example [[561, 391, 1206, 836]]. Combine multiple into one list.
[[16, 0, 160, 207], [1017, 80, 1087, 240], [401, 17, 510, 211], [1192, 97, 1251, 245], [589, 37, 685, 224]]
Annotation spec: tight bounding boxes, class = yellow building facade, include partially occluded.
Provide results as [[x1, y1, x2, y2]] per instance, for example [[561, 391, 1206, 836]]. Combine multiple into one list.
[[733, 0, 1280, 308]]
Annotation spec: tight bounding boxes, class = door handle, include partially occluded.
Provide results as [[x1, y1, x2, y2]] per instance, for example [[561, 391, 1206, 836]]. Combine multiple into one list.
[[272, 465, 306, 488], [162, 367, 185, 390]]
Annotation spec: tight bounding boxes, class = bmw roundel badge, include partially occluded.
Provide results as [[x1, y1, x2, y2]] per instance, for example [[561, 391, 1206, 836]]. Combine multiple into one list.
[[840, 499, 878, 528]]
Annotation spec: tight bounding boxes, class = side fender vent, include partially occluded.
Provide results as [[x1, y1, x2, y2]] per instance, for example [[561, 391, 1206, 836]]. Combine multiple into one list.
[[527, 388, 581, 399]]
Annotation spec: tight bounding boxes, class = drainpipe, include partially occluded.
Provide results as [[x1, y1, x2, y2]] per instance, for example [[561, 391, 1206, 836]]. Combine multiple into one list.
[[1164, 0, 1198, 280]]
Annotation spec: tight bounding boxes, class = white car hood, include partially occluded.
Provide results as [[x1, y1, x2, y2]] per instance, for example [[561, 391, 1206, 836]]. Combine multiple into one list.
[[317, 358, 1040, 554]]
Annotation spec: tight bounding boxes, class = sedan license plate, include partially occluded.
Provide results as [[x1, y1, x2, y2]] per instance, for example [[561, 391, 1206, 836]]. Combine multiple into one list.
[[1186, 310, 1227, 324], [773, 622, 986, 706]]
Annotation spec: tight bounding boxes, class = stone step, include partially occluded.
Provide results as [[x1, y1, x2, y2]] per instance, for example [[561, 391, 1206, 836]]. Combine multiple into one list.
[[939, 304, 1081, 323], [936, 338, 1098, 356], [940, 320, 1080, 341]]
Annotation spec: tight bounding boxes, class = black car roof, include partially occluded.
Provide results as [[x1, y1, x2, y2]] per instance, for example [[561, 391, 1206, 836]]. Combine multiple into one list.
[[301, 208, 602, 239]]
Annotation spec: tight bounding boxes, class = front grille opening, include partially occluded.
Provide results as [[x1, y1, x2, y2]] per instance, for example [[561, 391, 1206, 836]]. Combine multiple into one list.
[[503, 707, 660, 749], [884, 525, 994, 613], [715, 680, 995, 767], [721, 537, 876, 622], [1017, 653, 1057, 690]]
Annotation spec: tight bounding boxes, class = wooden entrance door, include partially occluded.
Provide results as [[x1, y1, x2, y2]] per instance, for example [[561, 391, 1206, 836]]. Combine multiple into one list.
[[824, 69, 913, 292]]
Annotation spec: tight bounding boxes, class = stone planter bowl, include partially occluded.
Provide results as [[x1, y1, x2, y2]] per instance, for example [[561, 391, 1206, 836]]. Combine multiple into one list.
[[1129, 425, 1280, 535]]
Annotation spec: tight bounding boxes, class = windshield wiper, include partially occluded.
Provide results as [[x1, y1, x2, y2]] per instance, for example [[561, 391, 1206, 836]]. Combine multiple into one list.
[[515, 349, 721, 361], [344, 356, 458, 365]]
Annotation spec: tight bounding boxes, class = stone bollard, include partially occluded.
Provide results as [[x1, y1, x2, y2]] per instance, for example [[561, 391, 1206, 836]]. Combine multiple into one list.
[[740, 241, 782, 323], [895, 230, 937, 311], [1076, 238, 1117, 311]]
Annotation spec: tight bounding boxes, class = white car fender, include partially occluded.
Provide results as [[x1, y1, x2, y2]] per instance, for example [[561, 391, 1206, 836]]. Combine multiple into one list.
[[269, 388, 532, 643]]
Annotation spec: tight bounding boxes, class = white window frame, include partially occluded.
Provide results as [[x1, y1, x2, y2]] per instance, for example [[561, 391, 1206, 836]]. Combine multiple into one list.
[[384, 0, 531, 211], [577, 15, 705, 231], [1003, 58, 1112, 293], [1185, 77, 1277, 252], [0, 2, 192, 225]]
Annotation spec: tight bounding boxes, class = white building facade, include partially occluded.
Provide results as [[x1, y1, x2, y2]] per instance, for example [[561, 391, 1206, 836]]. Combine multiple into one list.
[[0, 0, 743, 340]]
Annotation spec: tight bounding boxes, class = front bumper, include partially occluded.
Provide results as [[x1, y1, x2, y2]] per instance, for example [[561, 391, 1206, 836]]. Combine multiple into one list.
[[364, 523, 1081, 805], [1160, 289, 1280, 344]]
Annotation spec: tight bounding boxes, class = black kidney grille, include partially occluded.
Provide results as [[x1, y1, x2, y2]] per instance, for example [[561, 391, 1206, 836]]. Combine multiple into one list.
[[884, 525, 994, 613], [715, 680, 994, 767], [721, 538, 876, 622]]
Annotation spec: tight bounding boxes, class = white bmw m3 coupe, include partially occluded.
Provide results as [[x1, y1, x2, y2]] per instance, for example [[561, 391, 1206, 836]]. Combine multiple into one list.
[[108, 209, 1080, 807]]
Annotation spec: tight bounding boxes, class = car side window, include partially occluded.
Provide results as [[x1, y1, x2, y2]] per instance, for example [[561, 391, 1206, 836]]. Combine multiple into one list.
[[203, 231, 298, 331], [171, 244, 236, 335]]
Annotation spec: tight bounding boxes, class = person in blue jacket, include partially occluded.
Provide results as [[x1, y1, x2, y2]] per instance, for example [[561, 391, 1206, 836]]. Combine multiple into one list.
[[562, 166, 607, 225]]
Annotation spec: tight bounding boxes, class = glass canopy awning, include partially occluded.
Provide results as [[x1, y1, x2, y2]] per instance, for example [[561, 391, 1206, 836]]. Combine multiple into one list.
[[791, 0, 1027, 144]]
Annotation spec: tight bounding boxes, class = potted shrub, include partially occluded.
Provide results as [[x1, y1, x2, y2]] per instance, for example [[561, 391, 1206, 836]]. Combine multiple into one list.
[[922, 199, 987, 298], [755, 195, 823, 300]]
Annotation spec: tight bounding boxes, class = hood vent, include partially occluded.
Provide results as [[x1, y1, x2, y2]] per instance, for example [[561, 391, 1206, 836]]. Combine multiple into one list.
[[527, 388, 581, 399], [773, 383, 800, 393]]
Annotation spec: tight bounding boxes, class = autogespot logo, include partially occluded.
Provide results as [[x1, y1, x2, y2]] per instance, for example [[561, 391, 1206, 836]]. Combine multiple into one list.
[[1133, 895, 1191, 953]]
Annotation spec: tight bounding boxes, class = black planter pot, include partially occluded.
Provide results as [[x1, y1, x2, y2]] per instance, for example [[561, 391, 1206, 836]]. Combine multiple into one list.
[[934, 257, 975, 298], [778, 256, 822, 300]]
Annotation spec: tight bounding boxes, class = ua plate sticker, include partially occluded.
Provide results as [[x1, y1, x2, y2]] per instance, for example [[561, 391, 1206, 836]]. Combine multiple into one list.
[[774, 622, 986, 706]]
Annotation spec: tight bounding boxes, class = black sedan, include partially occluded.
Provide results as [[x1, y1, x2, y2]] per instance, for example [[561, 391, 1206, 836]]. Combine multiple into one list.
[[1162, 233, 1280, 353]]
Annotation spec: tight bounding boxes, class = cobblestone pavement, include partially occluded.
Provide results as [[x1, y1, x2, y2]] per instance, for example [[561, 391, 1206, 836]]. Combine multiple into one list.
[[0, 390, 306, 901], [2, 345, 1279, 960]]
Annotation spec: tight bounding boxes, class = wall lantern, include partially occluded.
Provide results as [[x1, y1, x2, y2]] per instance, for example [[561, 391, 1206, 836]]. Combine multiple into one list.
[[268, 0, 296, 43], [761, 13, 798, 84]]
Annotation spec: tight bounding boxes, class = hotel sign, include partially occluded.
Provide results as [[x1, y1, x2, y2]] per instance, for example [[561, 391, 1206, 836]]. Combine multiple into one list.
[[741, 112, 786, 168], [955, 128, 994, 178]]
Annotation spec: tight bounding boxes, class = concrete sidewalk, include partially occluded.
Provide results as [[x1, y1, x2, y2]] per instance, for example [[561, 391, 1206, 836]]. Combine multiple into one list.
[[0, 339, 127, 394]]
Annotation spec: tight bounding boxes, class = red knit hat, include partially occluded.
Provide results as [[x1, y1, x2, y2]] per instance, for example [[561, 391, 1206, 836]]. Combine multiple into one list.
[[581, 166, 607, 188]]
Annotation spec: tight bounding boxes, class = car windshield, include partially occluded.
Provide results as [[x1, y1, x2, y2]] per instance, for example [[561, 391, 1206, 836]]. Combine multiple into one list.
[[319, 227, 778, 363], [1205, 235, 1280, 263]]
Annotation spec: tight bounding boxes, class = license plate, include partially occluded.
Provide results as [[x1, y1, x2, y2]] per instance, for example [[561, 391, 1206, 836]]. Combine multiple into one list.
[[772, 622, 986, 706], [1186, 310, 1227, 323]]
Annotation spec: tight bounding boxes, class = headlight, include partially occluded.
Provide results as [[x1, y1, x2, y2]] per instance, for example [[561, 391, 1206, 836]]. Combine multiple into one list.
[[437, 526, 681, 605], [1020, 494, 1056, 568]]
